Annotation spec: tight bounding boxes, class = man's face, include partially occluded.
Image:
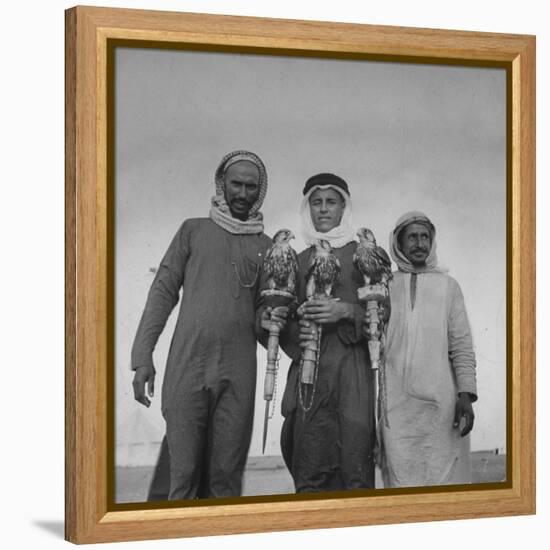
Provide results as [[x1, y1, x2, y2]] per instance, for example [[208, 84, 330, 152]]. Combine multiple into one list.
[[223, 161, 261, 221], [399, 222, 432, 266], [308, 188, 345, 233]]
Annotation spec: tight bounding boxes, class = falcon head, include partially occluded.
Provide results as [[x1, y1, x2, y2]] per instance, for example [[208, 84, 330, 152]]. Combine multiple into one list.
[[357, 227, 376, 247], [273, 228, 295, 244], [315, 239, 332, 254]]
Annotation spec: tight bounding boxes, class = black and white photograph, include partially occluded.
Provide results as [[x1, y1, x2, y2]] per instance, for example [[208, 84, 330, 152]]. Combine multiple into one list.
[[3, 0, 547, 548], [114, 46, 507, 503]]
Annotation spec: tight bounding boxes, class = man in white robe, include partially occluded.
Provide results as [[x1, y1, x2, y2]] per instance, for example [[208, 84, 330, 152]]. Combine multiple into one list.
[[379, 211, 477, 488]]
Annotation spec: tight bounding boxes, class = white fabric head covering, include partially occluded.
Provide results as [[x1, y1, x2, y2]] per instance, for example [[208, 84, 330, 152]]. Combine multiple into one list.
[[300, 184, 356, 249], [390, 211, 447, 273], [209, 150, 267, 234]]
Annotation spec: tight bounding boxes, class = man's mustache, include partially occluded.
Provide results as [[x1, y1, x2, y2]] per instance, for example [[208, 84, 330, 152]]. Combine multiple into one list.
[[411, 247, 429, 254], [230, 197, 253, 207]]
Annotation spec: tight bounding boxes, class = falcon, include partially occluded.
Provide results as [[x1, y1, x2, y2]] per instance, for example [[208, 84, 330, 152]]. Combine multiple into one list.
[[354, 228, 393, 287], [305, 239, 341, 300], [263, 229, 299, 295]]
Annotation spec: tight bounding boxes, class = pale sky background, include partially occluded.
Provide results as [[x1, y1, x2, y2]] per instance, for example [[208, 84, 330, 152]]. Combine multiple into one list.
[[114, 47, 506, 465]]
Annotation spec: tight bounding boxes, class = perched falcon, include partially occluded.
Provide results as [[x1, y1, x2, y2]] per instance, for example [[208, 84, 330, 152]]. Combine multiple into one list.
[[354, 228, 393, 287], [263, 229, 299, 295], [306, 239, 341, 300]]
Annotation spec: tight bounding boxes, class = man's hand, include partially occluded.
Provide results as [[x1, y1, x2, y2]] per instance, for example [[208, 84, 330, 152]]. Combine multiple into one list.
[[454, 392, 475, 437], [299, 298, 351, 325], [297, 319, 319, 349], [260, 306, 289, 331], [133, 366, 156, 408]]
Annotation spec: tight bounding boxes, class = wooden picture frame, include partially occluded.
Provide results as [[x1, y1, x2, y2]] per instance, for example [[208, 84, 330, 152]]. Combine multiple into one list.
[[65, 5, 535, 544]]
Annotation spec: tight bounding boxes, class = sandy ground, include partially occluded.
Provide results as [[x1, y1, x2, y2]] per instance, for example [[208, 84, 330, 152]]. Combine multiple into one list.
[[116, 451, 506, 503]]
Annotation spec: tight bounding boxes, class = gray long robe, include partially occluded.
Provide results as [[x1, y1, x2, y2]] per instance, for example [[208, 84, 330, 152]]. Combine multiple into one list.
[[132, 218, 271, 499]]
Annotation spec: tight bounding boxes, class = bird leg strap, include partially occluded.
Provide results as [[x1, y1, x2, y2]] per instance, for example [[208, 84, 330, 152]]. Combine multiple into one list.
[[300, 319, 319, 386], [298, 293, 329, 413], [298, 322, 321, 413], [261, 289, 295, 453], [358, 284, 390, 429], [358, 283, 387, 369], [261, 289, 295, 405]]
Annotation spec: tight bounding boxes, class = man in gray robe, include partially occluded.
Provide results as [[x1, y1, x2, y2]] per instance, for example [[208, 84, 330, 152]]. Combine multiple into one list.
[[131, 150, 277, 500]]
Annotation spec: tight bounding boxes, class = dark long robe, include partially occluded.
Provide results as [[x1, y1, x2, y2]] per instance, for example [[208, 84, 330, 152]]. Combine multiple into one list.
[[131, 218, 271, 499], [279, 242, 376, 492]]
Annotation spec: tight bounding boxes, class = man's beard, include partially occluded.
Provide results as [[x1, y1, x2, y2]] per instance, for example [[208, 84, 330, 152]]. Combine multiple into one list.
[[229, 198, 253, 220], [411, 247, 429, 255]]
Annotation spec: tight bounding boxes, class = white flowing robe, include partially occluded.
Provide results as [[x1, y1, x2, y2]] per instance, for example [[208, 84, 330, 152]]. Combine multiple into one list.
[[381, 271, 477, 488]]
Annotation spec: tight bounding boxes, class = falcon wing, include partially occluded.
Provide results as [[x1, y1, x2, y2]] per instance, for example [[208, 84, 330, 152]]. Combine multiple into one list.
[[353, 245, 370, 275], [314, 254, 340, 297], [262, 245, 275, 279], [287, 247, 299, 294], [374, 245, 392, 271], [374, 245, 393, 283]]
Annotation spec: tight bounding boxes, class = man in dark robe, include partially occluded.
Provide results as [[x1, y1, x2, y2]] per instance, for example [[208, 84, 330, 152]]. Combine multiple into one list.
[[131, 150, 277, 500], [261, 173, 376, 492]]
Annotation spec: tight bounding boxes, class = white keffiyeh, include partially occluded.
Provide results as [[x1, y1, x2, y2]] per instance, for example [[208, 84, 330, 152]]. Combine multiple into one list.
[[300, 184, 356, 248]]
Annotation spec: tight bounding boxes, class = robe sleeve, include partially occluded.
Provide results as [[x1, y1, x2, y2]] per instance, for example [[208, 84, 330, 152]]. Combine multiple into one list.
[[278, 257, 306, 362], [253, 234, 273, 314], [255, 239, 274, 350], [278, 314, 303, 362], [336, 303, 367, 345], [130, 221, 191, 370], [447, 277, 478, 401], [255, 306, 269, 350]]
